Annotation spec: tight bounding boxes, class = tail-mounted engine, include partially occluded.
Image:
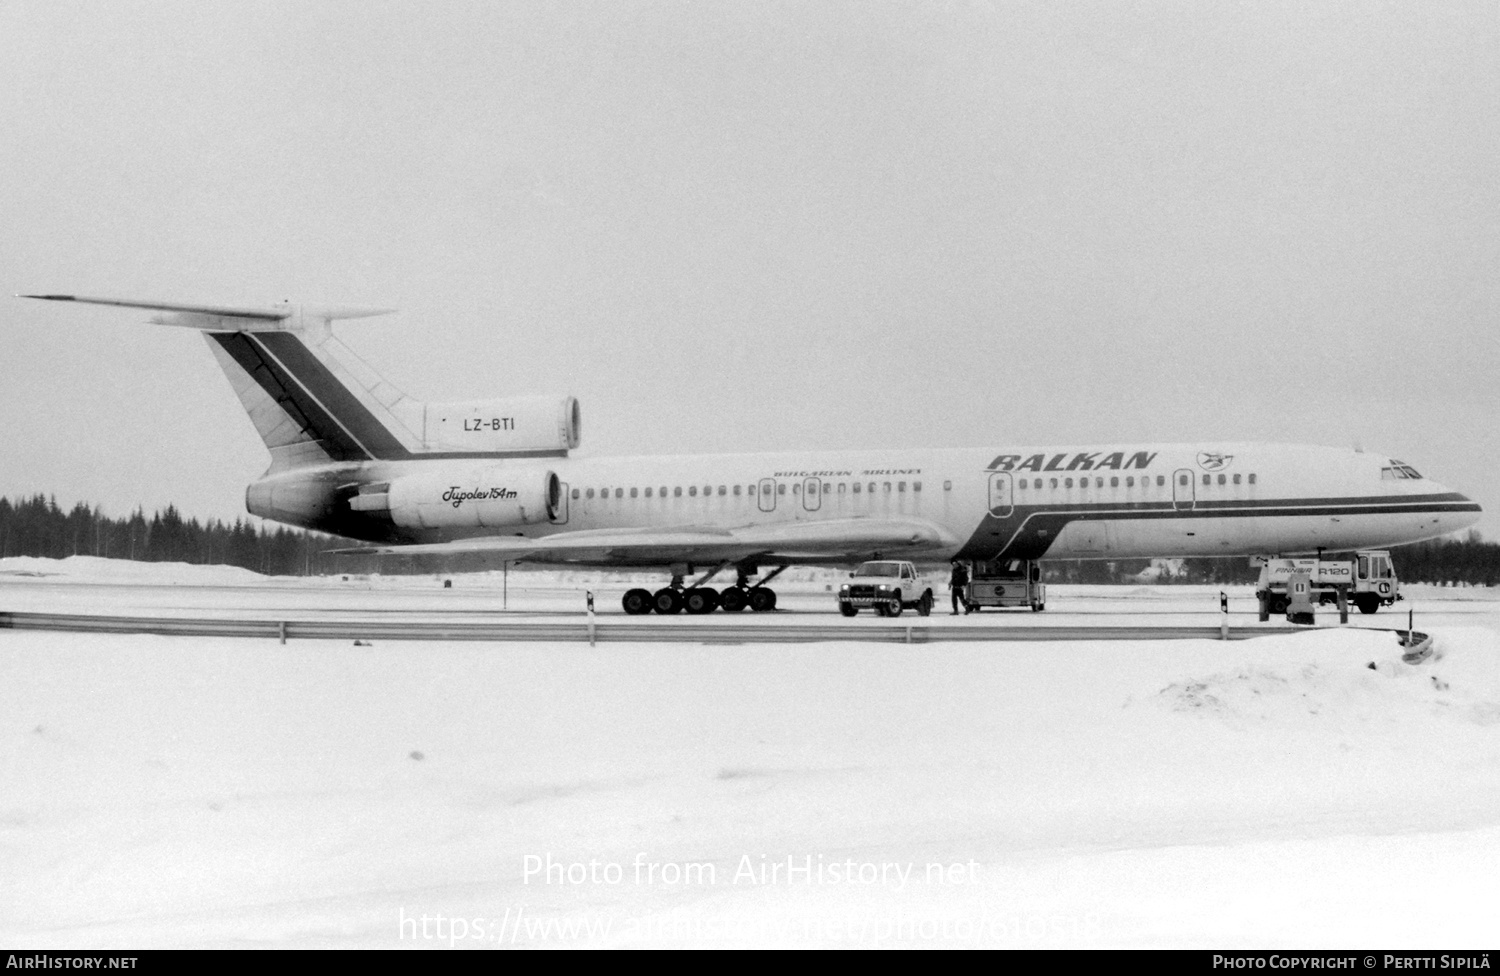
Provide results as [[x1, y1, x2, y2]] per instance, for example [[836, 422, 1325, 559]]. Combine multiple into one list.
[[350, 468, 562, 529], [422, 395, 580, 454]]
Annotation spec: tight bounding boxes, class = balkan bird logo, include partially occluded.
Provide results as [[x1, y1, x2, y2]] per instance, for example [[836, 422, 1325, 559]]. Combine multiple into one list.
[[1196, 452, 1234, 472]]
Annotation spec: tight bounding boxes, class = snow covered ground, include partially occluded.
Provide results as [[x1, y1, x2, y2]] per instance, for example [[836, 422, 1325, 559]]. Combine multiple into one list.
[[2, 557, 1498, 947]]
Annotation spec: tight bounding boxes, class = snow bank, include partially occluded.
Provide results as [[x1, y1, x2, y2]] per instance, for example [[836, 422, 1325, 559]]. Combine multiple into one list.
[[0, 555, 269, 586], [2, 620, 1499, 947]]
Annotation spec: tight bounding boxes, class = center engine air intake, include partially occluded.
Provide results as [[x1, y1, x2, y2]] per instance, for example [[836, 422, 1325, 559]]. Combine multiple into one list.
[[373, 468, 562, 529]]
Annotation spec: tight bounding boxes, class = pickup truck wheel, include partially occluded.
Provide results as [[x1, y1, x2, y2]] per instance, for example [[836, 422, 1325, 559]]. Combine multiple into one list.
[[839, 602, 857, 617], [888, 591, 903, 617], [917, 591, 932, 616]]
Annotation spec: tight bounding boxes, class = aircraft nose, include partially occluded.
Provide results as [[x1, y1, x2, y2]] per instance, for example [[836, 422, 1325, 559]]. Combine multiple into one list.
[[1438, 487, 1482, 535]]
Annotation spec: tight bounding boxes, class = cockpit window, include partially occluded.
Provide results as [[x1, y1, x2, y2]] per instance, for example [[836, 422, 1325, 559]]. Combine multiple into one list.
[[1381, 460, 1423, 480]]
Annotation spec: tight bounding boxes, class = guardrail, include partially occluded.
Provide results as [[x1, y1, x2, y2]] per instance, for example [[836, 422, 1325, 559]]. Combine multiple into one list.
[[0, 610, 1316, 644]]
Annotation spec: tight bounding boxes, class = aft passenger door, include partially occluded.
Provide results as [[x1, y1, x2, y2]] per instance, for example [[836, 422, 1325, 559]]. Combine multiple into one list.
[[987, 472, 1013, 518], [1173, 469, 1195, 511]]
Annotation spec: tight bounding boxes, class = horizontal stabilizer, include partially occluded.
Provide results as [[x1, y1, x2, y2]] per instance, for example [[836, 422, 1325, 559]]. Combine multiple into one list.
[[19, 294, 395, 331]]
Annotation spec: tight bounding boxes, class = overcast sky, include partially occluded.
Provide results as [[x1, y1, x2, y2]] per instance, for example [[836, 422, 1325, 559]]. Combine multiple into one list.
[[2, 0, 1496, 540]]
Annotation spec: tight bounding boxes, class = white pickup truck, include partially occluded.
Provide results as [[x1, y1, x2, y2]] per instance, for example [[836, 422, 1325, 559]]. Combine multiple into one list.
[[837, 560, 935, 617]]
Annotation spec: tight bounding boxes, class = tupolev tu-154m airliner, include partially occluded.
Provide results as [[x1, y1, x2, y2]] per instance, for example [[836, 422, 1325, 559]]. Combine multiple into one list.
[[22, 295, 1482, 615]]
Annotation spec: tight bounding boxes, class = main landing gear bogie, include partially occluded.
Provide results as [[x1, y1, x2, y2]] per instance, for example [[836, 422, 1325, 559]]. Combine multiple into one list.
[[620, 573, 782, 616]]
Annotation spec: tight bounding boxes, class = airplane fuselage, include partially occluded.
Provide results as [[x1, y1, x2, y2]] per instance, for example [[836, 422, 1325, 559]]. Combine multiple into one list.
[[248, 441, 1479, 567]]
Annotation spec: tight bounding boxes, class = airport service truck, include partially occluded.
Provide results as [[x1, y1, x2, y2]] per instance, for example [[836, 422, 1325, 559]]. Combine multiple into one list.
[[1253, 550, 1400, 615], [838, 560, 935, 617], [964, 559, 1046, 612]]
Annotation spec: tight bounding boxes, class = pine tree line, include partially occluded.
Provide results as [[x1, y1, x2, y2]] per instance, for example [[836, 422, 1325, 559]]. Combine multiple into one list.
[[0, 494, 350, 576]]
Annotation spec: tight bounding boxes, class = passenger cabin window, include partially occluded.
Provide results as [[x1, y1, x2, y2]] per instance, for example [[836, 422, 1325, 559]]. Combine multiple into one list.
[[645, 487, 653, 497], [1217, 474, 1226, 485], [586, 489, 595, 499], [1248, 474, 1256, 484], [1232, 474, 1241, 485], [853, 483, 861, 493], [571, 488, 580, 499], [914, 481, 921, 491], [1157, 476, 1166, 486], [944, 480, 952, 491], [674, 487, 682, 497], [778, 484, 786, 495]]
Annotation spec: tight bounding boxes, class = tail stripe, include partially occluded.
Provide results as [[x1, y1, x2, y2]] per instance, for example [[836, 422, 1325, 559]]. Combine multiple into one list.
[[209, 333, 372, 460], [252, 333, 415, 459]]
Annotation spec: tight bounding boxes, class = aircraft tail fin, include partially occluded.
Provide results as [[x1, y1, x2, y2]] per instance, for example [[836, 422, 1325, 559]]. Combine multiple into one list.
[[21, 293, 579, 469], [21, 294, 423, 469]]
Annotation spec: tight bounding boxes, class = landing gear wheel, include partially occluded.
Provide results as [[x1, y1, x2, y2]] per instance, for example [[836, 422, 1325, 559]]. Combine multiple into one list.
[[653, 588, 683, 615], [719, 587, 748, 612], [748, 587, 776, 612], [622, 588, 653, 615], [839, 602, 857, 617], [1355, 594, 1380, 615], [917, 592, 932, 617], [685, 587, 720, 615], [1031, 602, 1044, 612]]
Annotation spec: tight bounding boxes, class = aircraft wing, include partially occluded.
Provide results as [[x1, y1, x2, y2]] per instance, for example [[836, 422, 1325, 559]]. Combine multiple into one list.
[[333, 517, 958, 564]]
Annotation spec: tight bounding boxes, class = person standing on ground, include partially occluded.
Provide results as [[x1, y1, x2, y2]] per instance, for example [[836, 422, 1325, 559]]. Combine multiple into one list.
[[949, 560, 970, 615]]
